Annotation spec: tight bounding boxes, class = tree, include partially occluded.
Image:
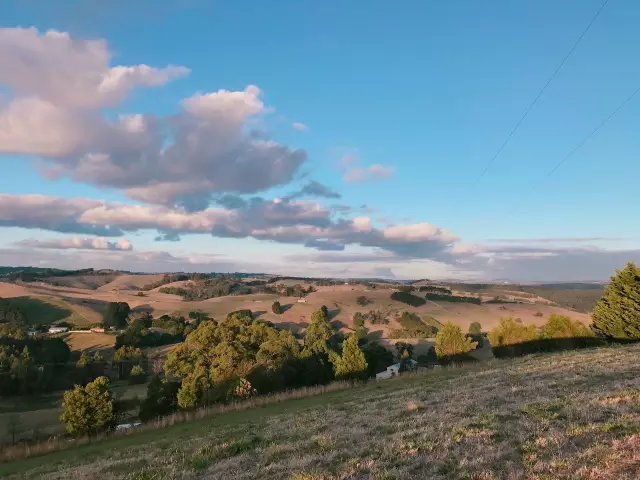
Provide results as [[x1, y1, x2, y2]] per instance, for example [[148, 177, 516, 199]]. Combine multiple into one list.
[[591, 262, 640, 339], [468, 322, 482, 335], [542, 314, 593, 339], [320, 305, 329, 317], [362, 342, 394, 377], [394, 342, 414, 360], [333, 335, 367, 381], [488, 317, 540, 346], [353, 312, 365, 327], [76, 351, 105, 383], [60, 376, 115, 437], [434, 323, 477, 359], [103, 302, 130, 329], [304, 309, 335, 353], [139, 375, 180, 422], [272, 301, 282, 315], [113, 346, 144, 379]]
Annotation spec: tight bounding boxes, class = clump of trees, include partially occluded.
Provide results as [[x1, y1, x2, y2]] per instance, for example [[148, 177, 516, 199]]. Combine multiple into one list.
[[264, 283, 314, 297], [113, 345, 145, 379], [389, 312, 438, 338], [419, 285, 452, 295], [425, 293, 481, 305], [0, 298, 26, 325], [162, 308, 381, 410], [591, 262, 640, 339], [391, 291, 426, 307], [60, 376, 115, 437]]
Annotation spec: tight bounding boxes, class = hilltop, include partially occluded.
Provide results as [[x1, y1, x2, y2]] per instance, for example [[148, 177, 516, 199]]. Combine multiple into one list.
[[2, 343, 639, 479]]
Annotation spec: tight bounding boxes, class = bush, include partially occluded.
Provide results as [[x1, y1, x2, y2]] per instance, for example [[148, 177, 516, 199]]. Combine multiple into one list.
[[541, 314, 593, 339], [353, 312, 365, 327], [365, 310, 388, 325], [391, 291, 426, 307], [468, 322, 482, 335], [488, 317, 540, 347], [356, 296, 371, 306], [129, 365, 146, 384], [272, 301, 282, 315]]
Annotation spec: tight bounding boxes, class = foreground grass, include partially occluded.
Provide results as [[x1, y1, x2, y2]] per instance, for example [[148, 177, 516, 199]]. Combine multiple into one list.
[[3, 344, 640, 479]]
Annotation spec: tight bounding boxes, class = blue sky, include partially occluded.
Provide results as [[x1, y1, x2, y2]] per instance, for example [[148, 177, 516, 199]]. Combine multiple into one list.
[[0, 0, 639, 280]]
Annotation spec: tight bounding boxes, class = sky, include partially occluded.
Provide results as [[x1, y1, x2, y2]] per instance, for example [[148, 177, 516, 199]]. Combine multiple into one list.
[[0, 0, 639, 281]]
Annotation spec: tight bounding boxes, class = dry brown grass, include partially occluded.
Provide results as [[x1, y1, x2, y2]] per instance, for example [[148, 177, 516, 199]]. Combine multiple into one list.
[[2, 343, 640, 479]]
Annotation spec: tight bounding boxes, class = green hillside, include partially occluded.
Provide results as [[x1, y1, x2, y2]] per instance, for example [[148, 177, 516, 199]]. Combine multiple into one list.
[[3, 343, 639, 479]]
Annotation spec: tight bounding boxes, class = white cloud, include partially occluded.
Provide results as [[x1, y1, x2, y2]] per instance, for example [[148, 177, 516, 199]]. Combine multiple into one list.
[[338, 155, 395, 183], [0, 28, 305, 209], [292, 122, 308, 132], [16, 236, 133, 250], [0, 27, 189, 109]]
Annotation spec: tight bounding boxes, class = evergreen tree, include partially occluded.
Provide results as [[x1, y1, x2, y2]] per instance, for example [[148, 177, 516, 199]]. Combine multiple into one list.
[[60, 376, 115, 437], [434, 323, 477, 359], [333, 334, 367, 381], [303, 309, 335, 352], [591, 262, 640, 339]]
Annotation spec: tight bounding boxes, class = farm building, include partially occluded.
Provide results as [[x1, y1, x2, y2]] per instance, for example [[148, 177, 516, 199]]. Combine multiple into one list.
[[48, 326, 69, 334], [375, 359, 418, 380]]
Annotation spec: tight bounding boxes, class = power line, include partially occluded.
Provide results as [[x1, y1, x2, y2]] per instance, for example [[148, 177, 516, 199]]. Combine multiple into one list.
[[504, 83, 640, 216], [471, 0, 611, 187], [546, 84, 640, 177]]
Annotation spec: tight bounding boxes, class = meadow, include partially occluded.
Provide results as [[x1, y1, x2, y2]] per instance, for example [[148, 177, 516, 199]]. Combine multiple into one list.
[[1, 342, 639, 479]]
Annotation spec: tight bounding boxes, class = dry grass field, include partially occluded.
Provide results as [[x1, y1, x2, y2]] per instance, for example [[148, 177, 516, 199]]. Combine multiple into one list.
[[2, 343, 639, 479], [1, 277, 592, 354]]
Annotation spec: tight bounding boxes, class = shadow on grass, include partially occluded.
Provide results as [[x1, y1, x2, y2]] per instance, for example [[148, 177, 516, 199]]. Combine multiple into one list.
[[5, 297, 72, 325]]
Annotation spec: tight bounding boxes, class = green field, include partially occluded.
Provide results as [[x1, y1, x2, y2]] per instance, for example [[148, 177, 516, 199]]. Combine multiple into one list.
[[2, 343, 639, 479]]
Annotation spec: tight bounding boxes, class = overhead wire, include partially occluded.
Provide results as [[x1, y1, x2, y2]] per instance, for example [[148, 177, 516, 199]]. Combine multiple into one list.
[[469, 0, 612, 189]]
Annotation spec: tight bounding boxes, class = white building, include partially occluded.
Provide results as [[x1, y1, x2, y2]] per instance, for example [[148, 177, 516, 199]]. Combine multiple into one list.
[[48, 326, 69, 334], [375, 359, 418, 380]]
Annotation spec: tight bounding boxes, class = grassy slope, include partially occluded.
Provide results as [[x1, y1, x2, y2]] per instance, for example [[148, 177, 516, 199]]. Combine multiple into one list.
[[4, 296, 96, 327], [3, 343, 640, 479]]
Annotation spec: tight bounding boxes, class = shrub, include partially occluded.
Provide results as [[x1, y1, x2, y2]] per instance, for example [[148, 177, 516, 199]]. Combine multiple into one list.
[[356, 296, 370, 306], [434, 323, 478, 360], [129, 365, 146, 385], [468, 322, 482, 335], [391, 291, 426, 307], [534, 311, 544, 317], [591, 262, 640, 339], [541, 314, 593, 339], [365, 310, 388, 325], [353, 312, 365, 327], [488, 317, 539, 347], [272, 301, 282, 315]]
